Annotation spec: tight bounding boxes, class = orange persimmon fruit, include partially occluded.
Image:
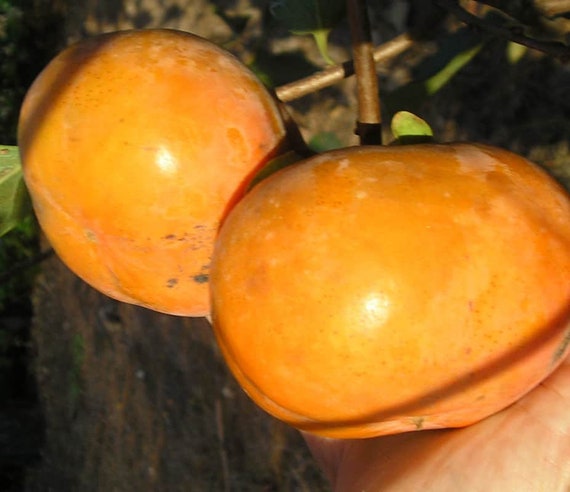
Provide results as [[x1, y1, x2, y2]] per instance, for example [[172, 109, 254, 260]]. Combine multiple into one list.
[[210, 143, 570, 438], [18, 28, 288, 316]]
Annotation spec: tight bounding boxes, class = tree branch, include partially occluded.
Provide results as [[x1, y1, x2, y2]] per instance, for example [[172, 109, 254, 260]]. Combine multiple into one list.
[[473, 0, 570, 19], [535, 0, 570, 18], [275, 33, 413, 103], [435, 0, 570, 60]]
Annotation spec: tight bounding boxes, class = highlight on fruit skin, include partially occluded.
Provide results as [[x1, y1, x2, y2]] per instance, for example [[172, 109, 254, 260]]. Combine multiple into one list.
[[18, 28, 288, 316], [210, 142, 570, 439]]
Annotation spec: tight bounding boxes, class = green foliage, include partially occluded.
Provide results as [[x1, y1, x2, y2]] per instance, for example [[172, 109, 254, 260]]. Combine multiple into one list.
[[269, 0, 346, 63], [1, 0, 35, 245], [390, 111, 435, 145], [1, 0, 64, 145], [0, 0, 25, 144], [0, 145, 30, 237], [423, 43, 483, 96], [269, 0, 345, 35], [0, 0, 61, 316], [0, 214, 39, 312], [248, 47, 318, 88], [308, 131, 344, 152], [0, 144, 38, 312], [384, 27, 483, 117]]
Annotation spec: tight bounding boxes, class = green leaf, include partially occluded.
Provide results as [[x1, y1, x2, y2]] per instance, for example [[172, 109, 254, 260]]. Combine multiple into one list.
[[311, 29, 335, 65], [269, 0, 345, 63], [390, 111, 435, 145], [269, 0, 345, 33], [384, 27, 483, 116], [308, 131, 344, 152], [423, 43, 483, 96], [0, 145, 31, 237], [248, 48, 319, 88], [506, 41, 527, 64]]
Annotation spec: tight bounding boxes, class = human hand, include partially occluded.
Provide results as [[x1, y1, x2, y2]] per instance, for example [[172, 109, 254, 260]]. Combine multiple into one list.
[[303, 354, 570, 491]]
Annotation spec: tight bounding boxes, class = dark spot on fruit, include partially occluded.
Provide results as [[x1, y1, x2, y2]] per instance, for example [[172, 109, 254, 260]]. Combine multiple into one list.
[[411, 416, 425, 429], [164, 234, 176, 240], [193, 274, 209, 284], [166, 278, 178, 288]]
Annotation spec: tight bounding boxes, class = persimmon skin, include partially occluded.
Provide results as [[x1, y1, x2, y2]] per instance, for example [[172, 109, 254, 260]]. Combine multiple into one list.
[[210, 143, 570, 439], [18, 29, 287, 316]]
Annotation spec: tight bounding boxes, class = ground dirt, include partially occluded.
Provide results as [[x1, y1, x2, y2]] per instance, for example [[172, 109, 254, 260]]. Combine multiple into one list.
[[26, 252, 327, 491], [5, 0, 570, 491]]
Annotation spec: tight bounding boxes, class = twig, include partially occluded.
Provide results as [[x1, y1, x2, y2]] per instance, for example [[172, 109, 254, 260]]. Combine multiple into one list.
[[347, 0, 382, 144], [473, 0, 570, 18], [275, 33, 413, 103], [435, 0, 570, 59], [470, 0, 513, 12], [535, 0, 570, 18]]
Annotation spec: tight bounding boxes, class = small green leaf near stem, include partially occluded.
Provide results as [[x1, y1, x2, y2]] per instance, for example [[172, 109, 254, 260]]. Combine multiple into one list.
[[390, 111, 435, 145]]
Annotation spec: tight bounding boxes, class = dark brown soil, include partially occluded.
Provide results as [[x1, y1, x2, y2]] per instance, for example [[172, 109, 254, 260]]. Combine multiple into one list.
[[26, 252, 327, 491]]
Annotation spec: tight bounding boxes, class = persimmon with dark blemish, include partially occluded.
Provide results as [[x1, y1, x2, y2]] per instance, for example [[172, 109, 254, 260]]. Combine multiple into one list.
[[18, 28, 288, 316]]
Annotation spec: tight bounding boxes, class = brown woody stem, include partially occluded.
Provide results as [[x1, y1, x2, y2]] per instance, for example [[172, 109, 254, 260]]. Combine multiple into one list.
[[275, 34, 413, 103], [435, 0, 570, 59], [347, 0, 382, 145]]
